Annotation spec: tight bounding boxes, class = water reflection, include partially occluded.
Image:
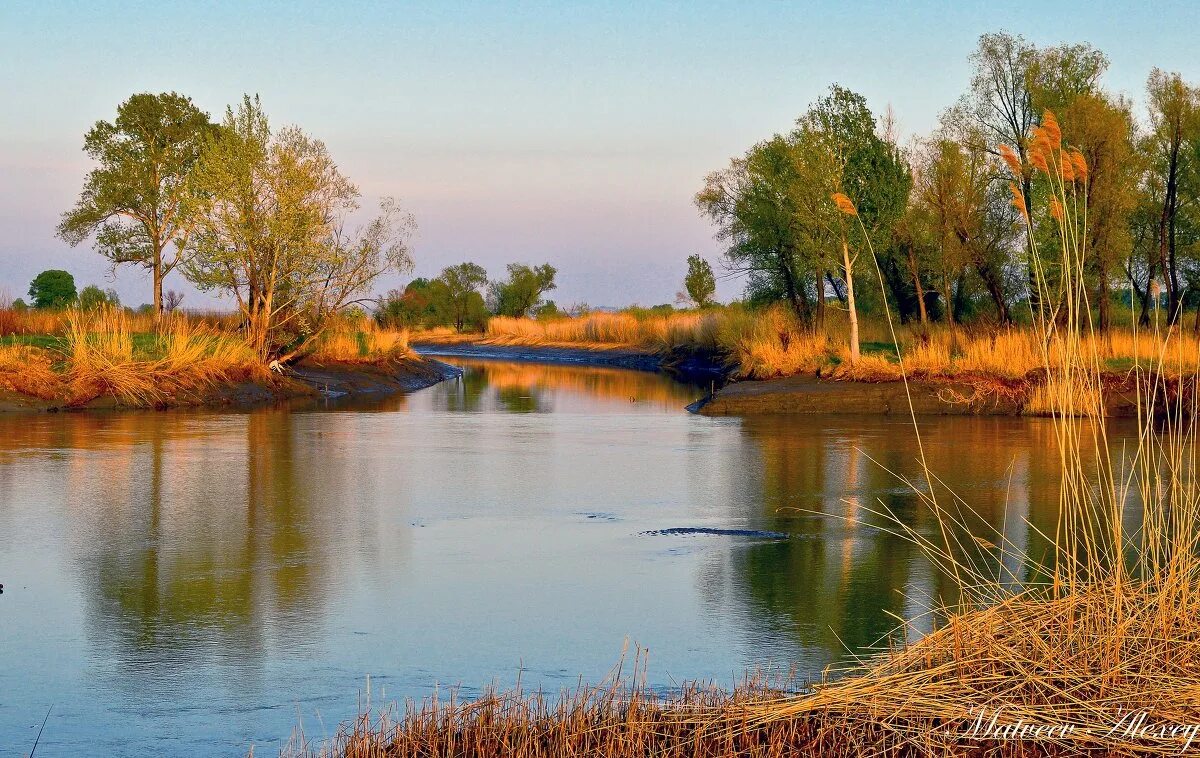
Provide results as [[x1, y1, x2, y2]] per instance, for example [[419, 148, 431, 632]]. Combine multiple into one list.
[[0, 360, 1140, 754]]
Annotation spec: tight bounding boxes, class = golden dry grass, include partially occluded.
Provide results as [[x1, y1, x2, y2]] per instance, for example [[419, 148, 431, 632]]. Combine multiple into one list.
[[309, 320, 414, 362], [63, 307, 268, 405], [0, 307, 269, 406], [0, 344, 63, 399]]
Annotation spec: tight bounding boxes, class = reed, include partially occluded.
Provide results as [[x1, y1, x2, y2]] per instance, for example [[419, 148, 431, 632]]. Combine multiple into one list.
[[310, 320, 414, 362]]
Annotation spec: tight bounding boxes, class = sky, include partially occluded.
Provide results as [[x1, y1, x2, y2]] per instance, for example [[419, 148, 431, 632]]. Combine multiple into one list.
[[1, 1, 1198, 310]]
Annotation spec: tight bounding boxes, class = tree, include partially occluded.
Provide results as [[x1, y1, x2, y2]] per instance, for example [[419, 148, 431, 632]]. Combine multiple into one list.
[[489, 263, 557, 317], [28, 270, 77, 309], [163, 290, 185, 312], [952, 33, 1110, 321], [183, 96, 415, 360], [78, 284, 121, 311], [434, 262, 489, 331], [1056, 94, 1139, 332], [697, 135, 824, 325], [802, 85, 911, 362], [57, 92, 216, 318], [1142, 69, 1200, 325], [912, 138, 989, 342], [683, 254, 717, 308]]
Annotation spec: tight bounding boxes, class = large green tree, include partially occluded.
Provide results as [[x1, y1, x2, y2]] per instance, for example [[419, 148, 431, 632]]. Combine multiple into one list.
[[802, 85, 911, 361], [696, 135, 824, 325], [57, 92, 216, 318], [183, 96, 415, 359]]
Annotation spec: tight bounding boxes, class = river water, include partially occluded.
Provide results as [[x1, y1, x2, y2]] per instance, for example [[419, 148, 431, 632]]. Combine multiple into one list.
[[0, 358, 1127, 755]]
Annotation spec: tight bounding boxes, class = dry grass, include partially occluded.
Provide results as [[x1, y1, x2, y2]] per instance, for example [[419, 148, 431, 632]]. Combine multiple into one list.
[[63, 307, 267, 405], [0, 307, 419, 407], [478, 309, 1199, 418], [0, 307, 268, 406], [0, 344, 63, 399], [310, 320, 414, 362]]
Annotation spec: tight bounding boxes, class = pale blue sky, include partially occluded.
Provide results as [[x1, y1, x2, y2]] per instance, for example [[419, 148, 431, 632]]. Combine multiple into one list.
[[1, 1, 1196, 308]]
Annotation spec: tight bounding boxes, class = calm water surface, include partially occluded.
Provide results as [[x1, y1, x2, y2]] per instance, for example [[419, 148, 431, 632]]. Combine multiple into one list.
[[0, 359, 1127, 755]]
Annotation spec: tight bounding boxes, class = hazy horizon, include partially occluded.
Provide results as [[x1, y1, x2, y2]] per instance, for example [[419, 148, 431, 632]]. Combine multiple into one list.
[[2, 0, 1197, 311]]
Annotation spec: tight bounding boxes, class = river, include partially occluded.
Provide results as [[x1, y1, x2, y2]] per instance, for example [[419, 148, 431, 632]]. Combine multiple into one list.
[[0, 357, 1128, 755]]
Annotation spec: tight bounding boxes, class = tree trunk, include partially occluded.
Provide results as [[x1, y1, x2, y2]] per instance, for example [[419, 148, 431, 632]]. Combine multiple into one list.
[[843, 241, 859, 365], [1135, 258, 1153, 328], [907, 247, 928, 327], [814, 271, 826, 332], [779, 257, 812, 329], [1096, 256, 1110, 334], [152, 247, 164, 323], [953, 269, 969, 323], [943, 270, 958, 356], [1160, 139, 1181, 325]]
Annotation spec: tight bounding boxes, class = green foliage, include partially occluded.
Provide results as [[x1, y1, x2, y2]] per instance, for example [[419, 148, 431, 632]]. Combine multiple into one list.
[[183, 95, 415, 358], [28, 270, 77, 309], [684, 254, 717, 308], [490, 263, 558, 317], [534, 300, 561, 320], [78, 284, 121, 311], [56, 92, 216, 314], [434, 262, 489, 331], [10, 298, 28, 311]]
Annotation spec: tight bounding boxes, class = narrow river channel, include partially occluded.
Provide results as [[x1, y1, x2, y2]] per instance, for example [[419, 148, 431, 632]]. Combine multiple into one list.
[[0, 358, 1134, 755]]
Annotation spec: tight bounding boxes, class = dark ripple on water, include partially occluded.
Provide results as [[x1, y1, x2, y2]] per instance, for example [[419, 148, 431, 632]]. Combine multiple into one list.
[[640, 527, 791, 540]]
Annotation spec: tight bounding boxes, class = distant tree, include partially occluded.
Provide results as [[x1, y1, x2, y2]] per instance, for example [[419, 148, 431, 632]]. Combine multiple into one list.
[[377, 279, 446, 328], [490, 263, 557, 317], [534, 301, 560, 320], [28, 270, 78, 309], [183, 96, 415, 359], [11, 298, 28, 311], [78, 284, 121, 311], [684, 254, 717, 308], [163, 289, 185, 312], [57, 92, 216, 318], [434, 263, 489, 331]]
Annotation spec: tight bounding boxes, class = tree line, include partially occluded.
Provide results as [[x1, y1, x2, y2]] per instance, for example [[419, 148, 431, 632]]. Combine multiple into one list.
[[695, 31, 1200, 343], [375, 261, 559, 332]]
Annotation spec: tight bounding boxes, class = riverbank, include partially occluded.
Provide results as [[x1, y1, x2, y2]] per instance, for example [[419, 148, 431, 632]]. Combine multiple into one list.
[[412, 339, 1150, 417], [696, 372, 1143, 417], [0, 356, 460, 414]]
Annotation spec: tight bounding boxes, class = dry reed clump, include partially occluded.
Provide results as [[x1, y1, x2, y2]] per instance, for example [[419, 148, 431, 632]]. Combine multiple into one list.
[[64, 307, 266, 406], [310, 321, 414, 363], [0, 345, 63, 399], [748, 585, 1200, 755], [283, 677, 833, 758]]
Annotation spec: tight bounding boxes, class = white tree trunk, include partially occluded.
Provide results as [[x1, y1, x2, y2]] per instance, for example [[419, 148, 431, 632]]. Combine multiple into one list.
[[843, 240, 860, 364]]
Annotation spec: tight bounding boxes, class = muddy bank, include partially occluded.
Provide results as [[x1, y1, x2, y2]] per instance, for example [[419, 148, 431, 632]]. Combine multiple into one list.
[[0, 356, 460, 415], [696, 374, 1142, 417]]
